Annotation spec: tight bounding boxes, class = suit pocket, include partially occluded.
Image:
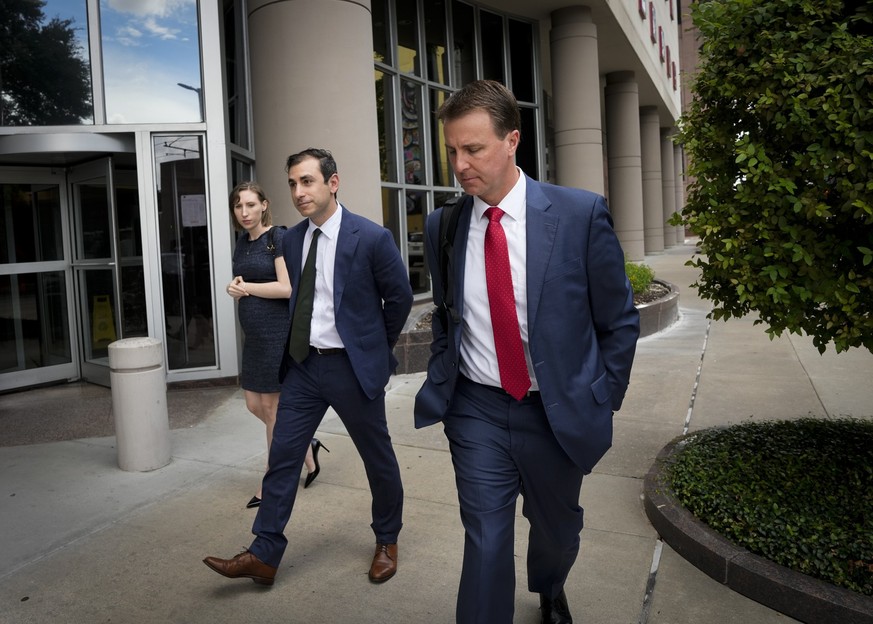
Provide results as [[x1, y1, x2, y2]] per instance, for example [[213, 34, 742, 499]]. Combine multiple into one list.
[[544, 257, 583, 283], [590, 370, 611, 405]]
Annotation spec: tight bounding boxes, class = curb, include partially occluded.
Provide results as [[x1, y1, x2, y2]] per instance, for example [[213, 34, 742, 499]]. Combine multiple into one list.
[[643, 436, 873, 624]]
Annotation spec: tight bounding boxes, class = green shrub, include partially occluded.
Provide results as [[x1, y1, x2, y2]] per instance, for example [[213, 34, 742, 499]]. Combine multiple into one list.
[[667, 418, 873, 596], [625, 260, 655, 295]]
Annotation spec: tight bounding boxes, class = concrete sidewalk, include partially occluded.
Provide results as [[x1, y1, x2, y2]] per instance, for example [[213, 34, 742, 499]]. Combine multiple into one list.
[[1, 240, 871, 623]]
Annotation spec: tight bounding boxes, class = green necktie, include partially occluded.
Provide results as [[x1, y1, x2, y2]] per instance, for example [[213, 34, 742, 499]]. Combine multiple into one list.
[[289, 228, 321, 363]]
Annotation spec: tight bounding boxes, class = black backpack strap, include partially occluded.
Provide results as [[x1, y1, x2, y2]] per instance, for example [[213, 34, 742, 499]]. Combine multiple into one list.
[[438, 193, 469, 324]]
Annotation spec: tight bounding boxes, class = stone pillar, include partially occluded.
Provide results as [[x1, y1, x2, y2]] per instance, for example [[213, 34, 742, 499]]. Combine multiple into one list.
[[550, 6, 604, 194], [605, 72, 644, 261], [247, 0, 382, 225], [640, 106, 664, 253], [661, 129, 677, 247]]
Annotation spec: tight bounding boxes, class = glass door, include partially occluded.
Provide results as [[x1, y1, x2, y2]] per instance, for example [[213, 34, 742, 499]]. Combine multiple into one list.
[[69, 158, 146, 386], [0, 174, 77, 392]]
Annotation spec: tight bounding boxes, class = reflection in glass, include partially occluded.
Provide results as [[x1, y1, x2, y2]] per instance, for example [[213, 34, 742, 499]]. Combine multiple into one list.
[[80, 268, 117, 362], [223, 0, 250, 148], [406, 191, 427, 294], [509, 19, 534, 103], [430, 88, 452, 187], [381, 188, 401, 250], [481, 11, 505, 84], [154, 135, 216, 369], [424, 1, 449, 85], [376, 71, 398, 183], [0, 0, 93, 126], [77, 181, 111, 259], [401, 81, 424, 185], [452, 1, 476, 88], [519, 107, 539, 181], [0, 272, 72, 373], [372, 0, 391, 64], [115, 184, 147, 337], [0, 184, 64, 264], [396, 0, 419, 75], [101, 0, 203, 123]]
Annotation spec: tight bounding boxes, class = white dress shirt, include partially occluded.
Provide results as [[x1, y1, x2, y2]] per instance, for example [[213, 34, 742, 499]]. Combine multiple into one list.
[[459, 169, 537, 390], [303, 205, 344, 349]]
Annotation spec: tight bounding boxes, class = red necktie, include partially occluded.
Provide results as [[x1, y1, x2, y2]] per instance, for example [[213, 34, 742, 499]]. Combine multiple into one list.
[[484, 207, 531, 400]]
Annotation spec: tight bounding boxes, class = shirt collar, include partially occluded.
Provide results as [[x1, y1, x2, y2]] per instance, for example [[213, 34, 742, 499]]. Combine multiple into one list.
[[472, 167, 527, 222], [308, 203, 342, 239]]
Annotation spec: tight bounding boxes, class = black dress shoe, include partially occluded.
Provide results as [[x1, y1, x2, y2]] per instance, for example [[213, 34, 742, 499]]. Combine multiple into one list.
[[540, 589, 573, 624], [246, 495, 261, 509], [304, 438, 330, 488]]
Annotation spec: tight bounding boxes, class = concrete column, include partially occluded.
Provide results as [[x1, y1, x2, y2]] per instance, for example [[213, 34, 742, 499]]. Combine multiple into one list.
[[640, 106, 664, 253], [661, 129, 677, 247], [108, 338, 171, 472], [550, 6, 604, 194], [674, 144, 685, 244], [605, 72, 644, 261], [247, 0, 382, 225]]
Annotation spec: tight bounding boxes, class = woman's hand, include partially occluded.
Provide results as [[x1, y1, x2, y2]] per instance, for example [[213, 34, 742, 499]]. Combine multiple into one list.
[[227, 276, 248, 299]]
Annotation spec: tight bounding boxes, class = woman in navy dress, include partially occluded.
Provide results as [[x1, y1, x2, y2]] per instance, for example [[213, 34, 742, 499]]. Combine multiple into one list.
[[227, 182, 326, 508]]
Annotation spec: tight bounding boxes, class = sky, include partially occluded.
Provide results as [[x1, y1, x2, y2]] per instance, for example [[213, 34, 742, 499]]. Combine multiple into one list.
[[43, 0, 203, 124]]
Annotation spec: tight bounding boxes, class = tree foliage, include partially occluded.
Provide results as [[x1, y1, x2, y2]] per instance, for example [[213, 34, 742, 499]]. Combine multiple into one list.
[[0, 0, 92, 125], [674, 0, 873, 353]]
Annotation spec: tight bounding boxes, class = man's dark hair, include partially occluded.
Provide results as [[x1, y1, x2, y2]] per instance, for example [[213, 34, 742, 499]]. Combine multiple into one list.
[[436, 80, 521, 139], [285, 147, 338, 183]]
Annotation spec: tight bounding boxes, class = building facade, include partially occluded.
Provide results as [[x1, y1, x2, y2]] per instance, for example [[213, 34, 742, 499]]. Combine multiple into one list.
[[0, 0, 683, 392]]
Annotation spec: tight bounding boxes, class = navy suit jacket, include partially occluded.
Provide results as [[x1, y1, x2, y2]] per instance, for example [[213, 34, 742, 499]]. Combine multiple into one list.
[[278, 207, 413, 400], [413, 176, 640, 473]]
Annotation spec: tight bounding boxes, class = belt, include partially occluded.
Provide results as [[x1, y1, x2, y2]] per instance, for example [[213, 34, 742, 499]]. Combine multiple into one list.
[[460, 375, 540, 401], [309, 346, 346, 356]]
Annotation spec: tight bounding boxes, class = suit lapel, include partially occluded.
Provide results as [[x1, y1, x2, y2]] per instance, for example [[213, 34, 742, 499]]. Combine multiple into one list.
[[333, 207, 359, 315], [524, 178, 557, 334], [287, 223, 307, 309], [453, 198, 473, 353]]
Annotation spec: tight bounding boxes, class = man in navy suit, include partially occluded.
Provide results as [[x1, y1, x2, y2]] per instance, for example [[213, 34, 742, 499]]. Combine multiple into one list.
[[414, 81, 639, 623], [205, 148, 413, 586]]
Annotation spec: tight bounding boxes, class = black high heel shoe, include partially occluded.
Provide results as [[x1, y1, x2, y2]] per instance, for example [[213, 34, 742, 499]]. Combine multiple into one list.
[[304, 438, 330, 489]]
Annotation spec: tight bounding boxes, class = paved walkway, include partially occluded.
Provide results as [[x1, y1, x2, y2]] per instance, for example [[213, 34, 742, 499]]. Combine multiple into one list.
[[1, 239, 871, 623]]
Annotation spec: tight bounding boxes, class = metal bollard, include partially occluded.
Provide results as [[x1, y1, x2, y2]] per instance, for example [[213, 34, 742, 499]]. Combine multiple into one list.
[[108, 337, 171, 471]]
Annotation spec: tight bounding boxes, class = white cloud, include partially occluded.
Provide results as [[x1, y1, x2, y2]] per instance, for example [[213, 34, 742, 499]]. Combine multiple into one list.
[[106, 0, 193, 19]]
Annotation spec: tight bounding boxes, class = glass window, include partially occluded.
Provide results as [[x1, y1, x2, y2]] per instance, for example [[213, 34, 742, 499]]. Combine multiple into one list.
[[396, 1, 419, 75], [401, 80, 424, 185], [424, 0, 449, 85], [373, 0, 392, 65], [0, 0, 93, 126], [430, 88, 452, 188], [101, 0, 203, 123], [509, 19, 534, 103], [0, 272, 72, 373], [480, 11, 504, 84], [0, 184, 64, 263], [224, 0, 250, 149], [153, 135, 216, 369], [405, 190, 427, 294], [451, 1, 476, 88], [375, 70, 398, 183], [518, 107, 539, 180]]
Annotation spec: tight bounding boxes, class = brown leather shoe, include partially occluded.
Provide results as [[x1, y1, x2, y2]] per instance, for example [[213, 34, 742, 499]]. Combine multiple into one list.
[[368, 542, 398, 583], [203, 550, 277, 586]]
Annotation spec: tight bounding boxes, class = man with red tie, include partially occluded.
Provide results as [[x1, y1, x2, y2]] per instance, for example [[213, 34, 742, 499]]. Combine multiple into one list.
[[414, 80, 639, 624]]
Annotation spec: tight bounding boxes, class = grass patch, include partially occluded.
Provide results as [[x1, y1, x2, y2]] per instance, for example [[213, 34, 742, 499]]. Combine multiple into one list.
[[666, 418, 873, 596]]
